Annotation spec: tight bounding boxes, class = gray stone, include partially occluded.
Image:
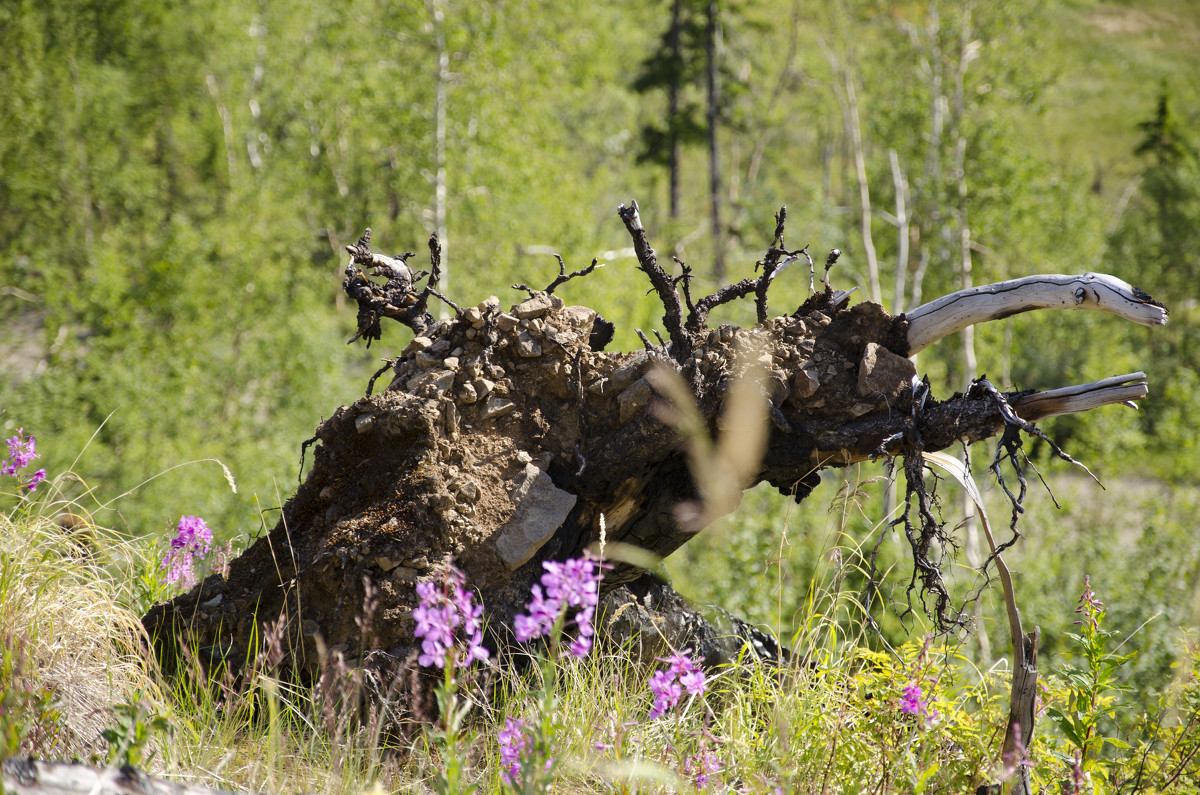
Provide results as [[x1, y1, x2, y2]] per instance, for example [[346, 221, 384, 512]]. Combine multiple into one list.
[[458, 382, 478, 404], [857, 343, 917, 398], [618, 377, 654, 423], [464, 306, 484, 327], [608, 350, 650, 392], [484, 396, 516, 419], [355, 413, 375, 433], [416, 350, 442, 369], [429, 369, 456, 395], [493, 464, 579, 569], [454, 478, 480, 503], [496, 313, 519, 332], [516, 331, 543, 358], [514, 293, 553, 319]]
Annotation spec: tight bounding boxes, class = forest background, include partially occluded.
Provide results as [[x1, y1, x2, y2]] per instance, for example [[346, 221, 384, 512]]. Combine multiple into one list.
[[2, 0, 1200, 691]]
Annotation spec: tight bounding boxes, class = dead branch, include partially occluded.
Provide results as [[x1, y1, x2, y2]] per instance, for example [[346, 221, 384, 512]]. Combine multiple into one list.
[[617, 200, 688, 353], [905, 272, 1168, 353]]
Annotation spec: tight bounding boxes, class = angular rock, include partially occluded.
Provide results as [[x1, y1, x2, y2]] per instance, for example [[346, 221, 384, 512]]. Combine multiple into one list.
[[496, 313, 519, 332], [429, 369, 456, 395], [608, 350, 649, 392], [516, 331, 543, 358], [403, 336, 433, 355], [857, 342, 917, 398], [793, 367, 820, 398], [618, 377, 654, 424], [484, 396, 516, 420], [493, 464, 578, 569], [514, 293, 553, 319]]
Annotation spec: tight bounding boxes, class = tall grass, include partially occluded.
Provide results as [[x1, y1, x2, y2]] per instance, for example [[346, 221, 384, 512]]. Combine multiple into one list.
[[3, 463, 1199, 793]]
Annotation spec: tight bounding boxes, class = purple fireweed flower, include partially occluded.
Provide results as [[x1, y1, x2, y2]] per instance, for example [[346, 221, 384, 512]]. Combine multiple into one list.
[[513, 554, 605, 658], [649, 669, 683, 719], [648, 648, 706, 718], [2, 429, 37, 476], [25, 469, 47, 491], [412, 565, 490, 669], [161, 515, 213, 588], [685, 748, 722, 789], [899, 681, 938, 726], [498, 717, 531, 786]]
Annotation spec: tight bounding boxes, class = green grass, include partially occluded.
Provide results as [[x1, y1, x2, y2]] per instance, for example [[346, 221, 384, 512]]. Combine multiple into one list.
[[3, 465, 1200, 793]]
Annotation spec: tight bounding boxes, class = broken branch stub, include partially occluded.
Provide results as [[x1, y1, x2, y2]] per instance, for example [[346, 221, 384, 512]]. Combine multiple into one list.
[[145, 203, 1166, 693]]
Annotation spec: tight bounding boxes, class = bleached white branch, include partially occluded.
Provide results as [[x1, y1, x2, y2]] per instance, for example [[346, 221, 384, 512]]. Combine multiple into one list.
[[1011, 372, 1148, 421], [905, 273, 1168, 354]]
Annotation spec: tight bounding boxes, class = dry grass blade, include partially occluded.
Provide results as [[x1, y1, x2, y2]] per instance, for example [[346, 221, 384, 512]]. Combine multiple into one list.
[[646, 340, 769, 532], [0, 514, 159, 761]]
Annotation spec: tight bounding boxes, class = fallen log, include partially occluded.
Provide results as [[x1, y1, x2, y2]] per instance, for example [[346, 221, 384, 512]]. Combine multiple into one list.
[[142, 201, 1166, 690]]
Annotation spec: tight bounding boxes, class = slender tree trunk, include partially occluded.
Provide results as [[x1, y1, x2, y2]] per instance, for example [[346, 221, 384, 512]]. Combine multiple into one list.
[[432, 0, 450, 316], [705, 0, 725, 280], [888, 148, 910, 315], [668, 0, 683, 219], [840, 64, 882, 305]]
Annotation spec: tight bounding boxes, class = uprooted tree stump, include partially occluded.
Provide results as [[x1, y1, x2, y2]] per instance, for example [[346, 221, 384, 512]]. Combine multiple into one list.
[[143, 202, 1166, 748]]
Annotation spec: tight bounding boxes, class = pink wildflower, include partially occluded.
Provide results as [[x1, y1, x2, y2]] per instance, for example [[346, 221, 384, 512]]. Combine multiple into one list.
[[513, 555, 605, 658], [161, 515, 213, 588], [411, 564, 490, 669]]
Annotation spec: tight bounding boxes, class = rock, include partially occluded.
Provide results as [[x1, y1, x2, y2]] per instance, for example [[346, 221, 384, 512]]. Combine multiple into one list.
[[403, 336, 433, 355], [516, 450, 533, 464], [618, 377, 654, 424], [355, 413, 375, 433], [793, 367, 820, 398], [515, 293, 553, 319], [458, 382, 479, 404], [429, 369, 457, 395], [517, 331, 543, 358], [464, 306, 484, 327], [609, 350, 650, 392], [493, 464, 579, 569], [416, 350, 442, 369], [496, 313, 519, 332], [549, 293, 565, 311], [857, 343, 917, 398], [586, 377, 609, 395], [374, 556, 400, 572], [454, 478, 480, 503], [391, 566, 420, 583], [476, 378, 496, 396], [562, 306, 597, 328], [484, 396, 516, 420], [442, 356, 460, 371]]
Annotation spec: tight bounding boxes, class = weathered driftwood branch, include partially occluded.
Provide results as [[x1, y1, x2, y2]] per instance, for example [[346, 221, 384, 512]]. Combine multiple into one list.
[[1, 759, 253, 795], [905, 273, 1168, 353], [1010, 372, 1147, 419]]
